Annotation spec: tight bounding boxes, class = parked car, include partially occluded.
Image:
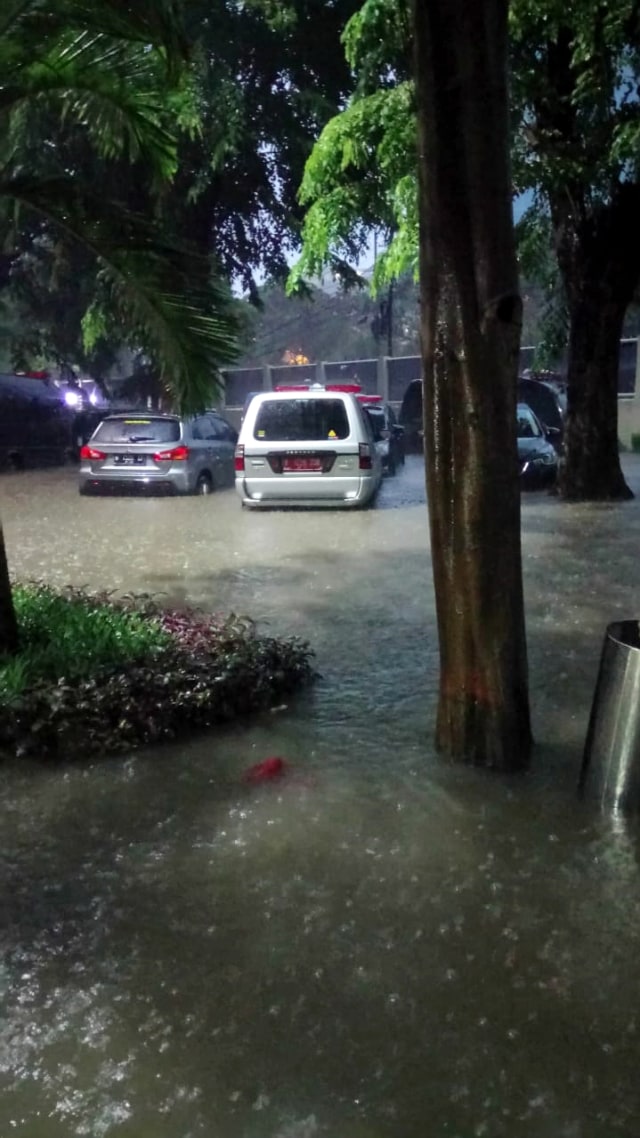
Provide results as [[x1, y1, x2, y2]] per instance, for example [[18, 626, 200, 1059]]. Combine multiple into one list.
[[0, 373, 76, 470], [400, 375, 566, 458], [399, 378, 424, 453], [235, 383, 382, 508], [517, 402, 558, 487], [72, 406, 114, 455], [78, 411, 238, 495], [517, 377, 565, 452], [358, 396, 405, 474]]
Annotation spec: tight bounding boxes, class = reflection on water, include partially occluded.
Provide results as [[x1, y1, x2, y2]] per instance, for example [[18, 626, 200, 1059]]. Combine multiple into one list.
[[2, 458, 640, 1136]]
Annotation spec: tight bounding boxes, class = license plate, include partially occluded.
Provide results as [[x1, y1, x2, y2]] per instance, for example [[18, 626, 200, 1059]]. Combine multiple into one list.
[[114, 454, 146, 466], [283, 456, 322, 472]]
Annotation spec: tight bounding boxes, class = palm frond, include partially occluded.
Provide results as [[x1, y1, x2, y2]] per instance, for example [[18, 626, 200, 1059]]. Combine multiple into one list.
[[1, 32, 180, 180], [2, 0, 188, 78], [1, 174, 240, 414]]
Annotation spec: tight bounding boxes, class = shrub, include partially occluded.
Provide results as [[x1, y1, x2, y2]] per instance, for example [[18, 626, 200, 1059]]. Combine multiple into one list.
[[2, 584, 170, 699], [0, 586, 314, 760]]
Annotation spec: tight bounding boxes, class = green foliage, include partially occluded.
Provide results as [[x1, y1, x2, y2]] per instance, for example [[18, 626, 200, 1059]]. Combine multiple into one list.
[[162, 0, 361, 298], [1, 583, 170, 699], [0, 0, 240, 411], [516, 203, 569, 363], [510, 0, 640, 199], [0, 586, 314, 760], [293, 0, 640, 367], [2, 0, 360, 378], [342, 0, 411, 91], [289, 79, 417, 296]]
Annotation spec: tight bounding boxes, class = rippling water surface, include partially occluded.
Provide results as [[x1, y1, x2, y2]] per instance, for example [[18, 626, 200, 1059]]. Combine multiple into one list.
[[2, 458, 640, 1137]]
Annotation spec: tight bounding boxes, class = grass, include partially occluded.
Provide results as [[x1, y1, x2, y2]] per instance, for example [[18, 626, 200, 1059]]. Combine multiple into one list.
[[0, 585, 314, 760], [0, 584, 171, 699]]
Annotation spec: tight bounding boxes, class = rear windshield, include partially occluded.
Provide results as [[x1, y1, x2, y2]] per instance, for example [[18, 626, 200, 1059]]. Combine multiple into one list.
[[253, 399, 350, 441], [93, 417, 180, 444]]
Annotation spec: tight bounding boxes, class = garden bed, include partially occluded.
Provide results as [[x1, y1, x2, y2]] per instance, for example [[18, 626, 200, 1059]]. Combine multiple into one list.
[[0, 584, 314, 760]]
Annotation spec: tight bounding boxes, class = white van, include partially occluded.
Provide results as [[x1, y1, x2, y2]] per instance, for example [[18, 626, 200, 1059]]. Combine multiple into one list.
[[235, 384, 383, 508]]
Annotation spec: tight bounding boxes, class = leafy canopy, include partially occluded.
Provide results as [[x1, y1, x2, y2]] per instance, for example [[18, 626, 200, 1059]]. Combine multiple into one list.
[[0, 0, 239, 413], [290, 0, 640, 316]]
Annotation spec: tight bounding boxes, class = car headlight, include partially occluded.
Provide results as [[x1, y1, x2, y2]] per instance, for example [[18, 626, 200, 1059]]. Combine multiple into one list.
[[531, 451, 555, 464]]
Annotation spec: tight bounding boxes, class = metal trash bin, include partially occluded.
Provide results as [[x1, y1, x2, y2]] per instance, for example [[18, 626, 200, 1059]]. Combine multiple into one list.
[[580, 620, 640, 813]]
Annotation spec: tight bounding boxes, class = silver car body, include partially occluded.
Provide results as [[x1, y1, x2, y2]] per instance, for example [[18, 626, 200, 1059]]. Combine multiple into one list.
[[235, 386, 383, 508], [79, 411, 238, 495]]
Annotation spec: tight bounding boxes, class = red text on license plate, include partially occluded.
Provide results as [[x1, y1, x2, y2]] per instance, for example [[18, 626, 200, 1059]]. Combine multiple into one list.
[[283, 457, 322, 472]]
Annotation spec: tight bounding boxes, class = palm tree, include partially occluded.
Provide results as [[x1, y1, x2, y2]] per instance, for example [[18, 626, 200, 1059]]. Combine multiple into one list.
[[0, 0, 240, 655]]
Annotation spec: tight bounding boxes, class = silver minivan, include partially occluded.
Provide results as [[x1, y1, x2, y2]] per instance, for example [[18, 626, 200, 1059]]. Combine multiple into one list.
[[79, 411, 238, 495], [235, 385, 382, 508]]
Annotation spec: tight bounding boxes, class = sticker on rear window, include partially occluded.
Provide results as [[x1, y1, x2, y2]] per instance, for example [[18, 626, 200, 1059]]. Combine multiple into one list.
[[257, 429, 265, 437], [328, 430, 337, 438], [124, 419, 151, 424]]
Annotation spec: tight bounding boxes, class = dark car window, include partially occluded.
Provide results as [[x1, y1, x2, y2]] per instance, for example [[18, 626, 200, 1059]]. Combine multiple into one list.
[[93, 417, 180, 444], [192, 416, 221, 441], [204, 415, 232, 441], [210, 416, 237, 443], [191, 417, 209, 440], [364, 407, 386, 441], [517, 380, 563, 431], [254, 399, 350, 441]]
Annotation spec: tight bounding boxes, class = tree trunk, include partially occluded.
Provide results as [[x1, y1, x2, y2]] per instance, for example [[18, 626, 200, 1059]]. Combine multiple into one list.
[[0, 521, 18, 656], [412, 0, 532, 768], [559, 292, 632, 500], [554, 190, 640, 501]]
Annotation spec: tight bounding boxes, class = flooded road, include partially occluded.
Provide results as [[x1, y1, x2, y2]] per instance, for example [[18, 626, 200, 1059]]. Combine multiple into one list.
[[2, 458, 640, 1137]]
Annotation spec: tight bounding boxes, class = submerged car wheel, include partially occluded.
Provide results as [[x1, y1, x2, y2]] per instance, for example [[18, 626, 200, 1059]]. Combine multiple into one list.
[[195, 473, 213, 495]]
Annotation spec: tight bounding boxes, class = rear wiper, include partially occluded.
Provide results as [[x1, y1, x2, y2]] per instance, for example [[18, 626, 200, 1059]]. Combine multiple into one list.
[[128, 435, 156, 442]]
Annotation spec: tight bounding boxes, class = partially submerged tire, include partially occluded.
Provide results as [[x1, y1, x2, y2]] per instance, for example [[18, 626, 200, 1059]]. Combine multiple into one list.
[[195, 472, 213, 496]]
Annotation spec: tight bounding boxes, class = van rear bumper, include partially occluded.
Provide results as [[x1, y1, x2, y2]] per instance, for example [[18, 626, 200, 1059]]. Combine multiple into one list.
[[236, 474, 377, 508]]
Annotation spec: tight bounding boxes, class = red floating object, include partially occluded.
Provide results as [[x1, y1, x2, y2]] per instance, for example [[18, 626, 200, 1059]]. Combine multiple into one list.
[[242, 756, 289, 785]]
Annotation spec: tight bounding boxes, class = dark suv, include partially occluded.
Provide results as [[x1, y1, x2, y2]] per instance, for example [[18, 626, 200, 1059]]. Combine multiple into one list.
[[517, 378, 565, 451], [360, 398, 405, 474], [400, 375, 566, 455], [399, 379, 424, 453]]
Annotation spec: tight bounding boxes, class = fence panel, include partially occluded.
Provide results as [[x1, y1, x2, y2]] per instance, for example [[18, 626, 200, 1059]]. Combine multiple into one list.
[[386, 356, 420, 402], [223, 367, 264, 407], [270, 364, 317, 388], [324, 358, 378, 394]]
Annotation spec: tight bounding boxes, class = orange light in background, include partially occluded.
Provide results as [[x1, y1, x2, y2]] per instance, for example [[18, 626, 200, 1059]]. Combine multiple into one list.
[[282, 350, 310, 366]]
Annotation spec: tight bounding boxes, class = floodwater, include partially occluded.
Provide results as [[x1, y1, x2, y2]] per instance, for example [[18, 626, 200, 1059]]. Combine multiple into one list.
[[2, 458, 640, 1137]]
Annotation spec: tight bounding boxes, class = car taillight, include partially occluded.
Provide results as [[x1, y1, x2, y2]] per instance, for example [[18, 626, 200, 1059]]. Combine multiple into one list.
[[359, 442, 373, 470], [154, 445, 189, 461], [80, 445, 106, 461], [234, 444, 245, 472]]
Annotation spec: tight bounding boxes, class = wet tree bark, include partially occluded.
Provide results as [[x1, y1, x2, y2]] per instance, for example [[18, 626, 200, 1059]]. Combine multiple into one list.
[[412, 0, 532, 768], [553, 188, 640, 501], [0, 521, 18, 656]]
